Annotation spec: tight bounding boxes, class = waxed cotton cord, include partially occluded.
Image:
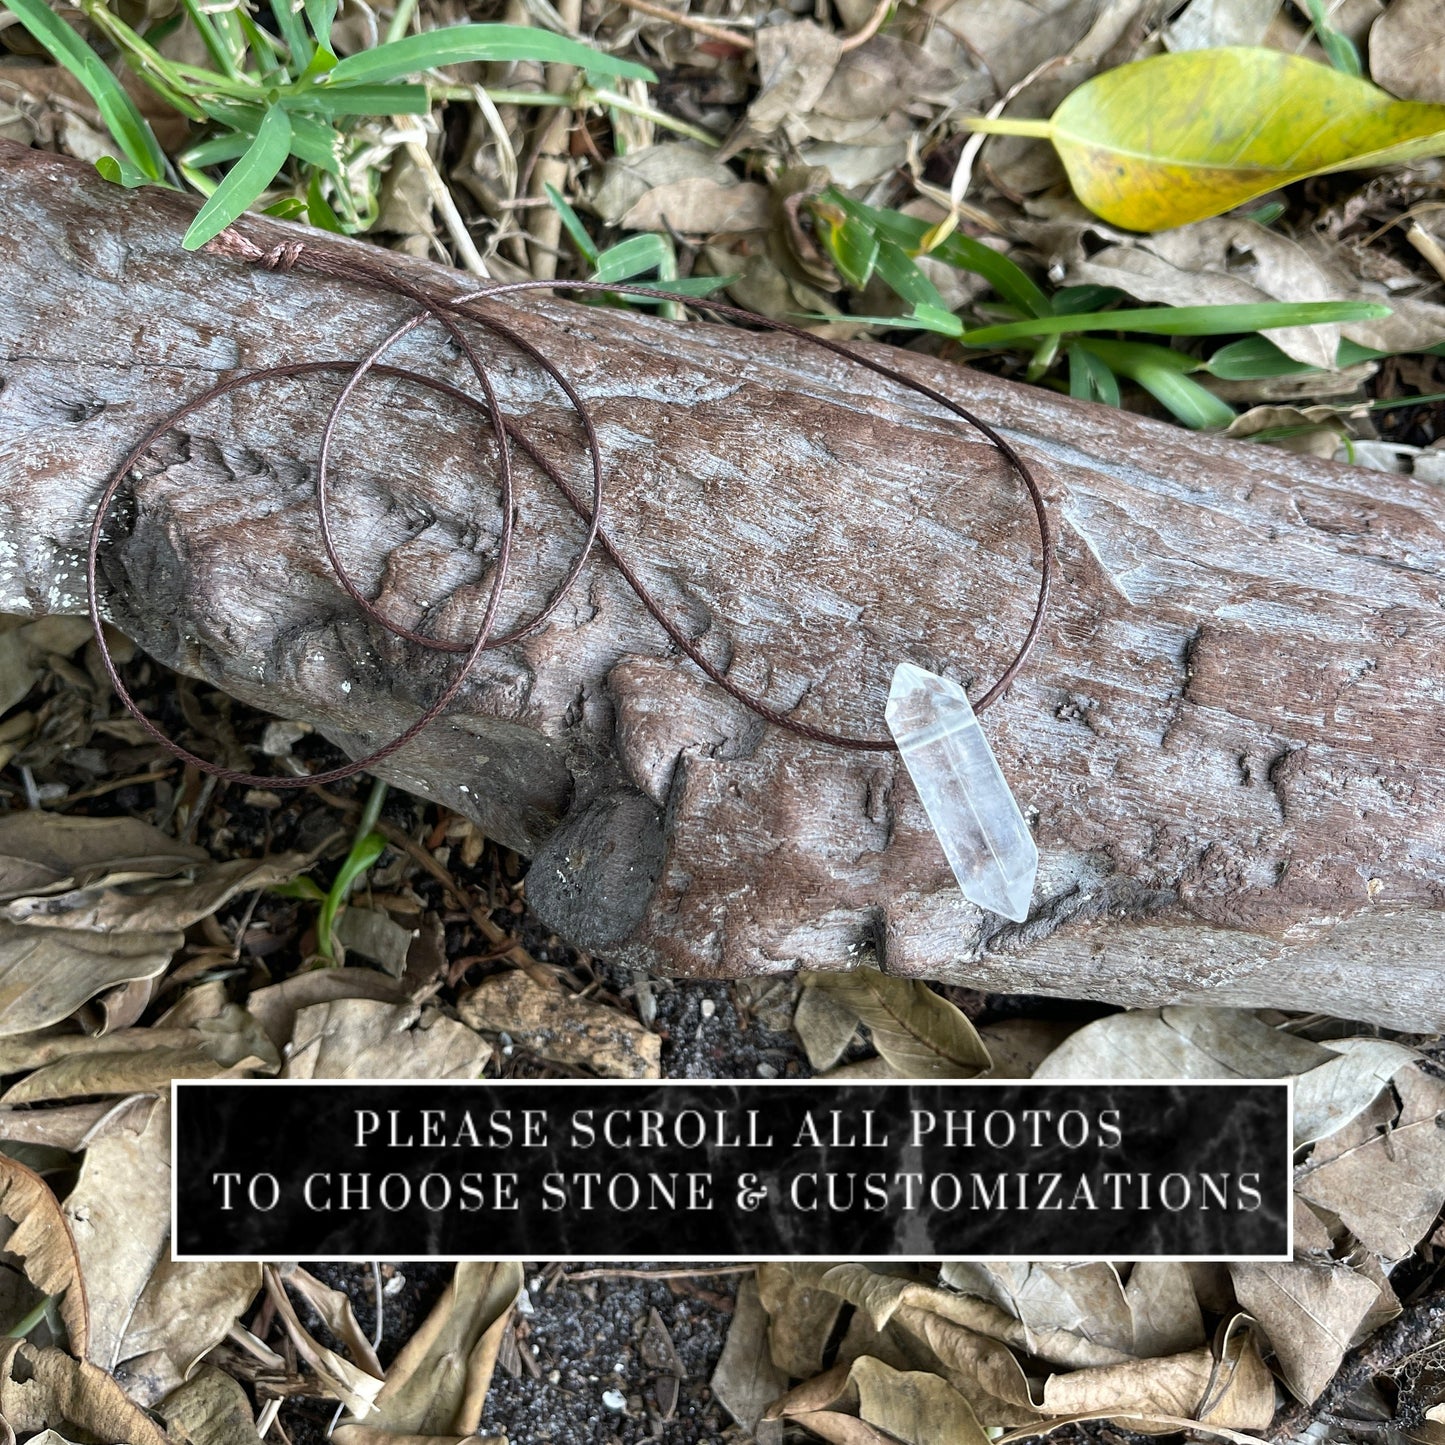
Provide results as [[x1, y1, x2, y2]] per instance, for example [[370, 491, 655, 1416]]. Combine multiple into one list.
[[86, 225, 1053, 787]]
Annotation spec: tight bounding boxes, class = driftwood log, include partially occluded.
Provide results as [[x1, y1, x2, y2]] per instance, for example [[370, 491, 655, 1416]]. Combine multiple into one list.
[[2, 142, 1443, 1030]]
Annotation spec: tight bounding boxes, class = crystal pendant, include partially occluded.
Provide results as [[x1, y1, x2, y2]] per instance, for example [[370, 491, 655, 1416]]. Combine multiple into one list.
[[885, 663, 1037, 922]]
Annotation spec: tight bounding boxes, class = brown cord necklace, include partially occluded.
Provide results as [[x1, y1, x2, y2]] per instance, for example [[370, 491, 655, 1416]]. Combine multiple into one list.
[[86, 227, 1054, 919]]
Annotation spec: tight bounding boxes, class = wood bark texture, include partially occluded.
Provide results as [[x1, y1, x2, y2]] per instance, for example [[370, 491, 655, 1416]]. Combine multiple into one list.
[[2, 143, 1442, 1029]]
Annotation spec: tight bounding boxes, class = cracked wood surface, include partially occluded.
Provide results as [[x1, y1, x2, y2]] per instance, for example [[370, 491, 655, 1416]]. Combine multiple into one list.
[[2, 142, 1443, 1028]]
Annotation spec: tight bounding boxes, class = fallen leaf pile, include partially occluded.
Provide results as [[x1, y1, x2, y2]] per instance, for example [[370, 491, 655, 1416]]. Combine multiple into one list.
[[708, 980, 1445, 1444]]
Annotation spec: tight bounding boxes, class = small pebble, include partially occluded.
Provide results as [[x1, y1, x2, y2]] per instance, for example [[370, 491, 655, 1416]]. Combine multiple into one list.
[[756, 1062, 778, 1078], [601, 1389, 626, 1412], [700, 999, 716, 1019]]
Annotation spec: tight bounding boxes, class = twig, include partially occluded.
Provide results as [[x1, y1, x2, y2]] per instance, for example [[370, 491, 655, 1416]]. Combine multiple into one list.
[[839, 0, 891, 51], [526, 0, 585, 280], [60, 766, 175, 802], [1407, 221, 1445, 285], [559, 1265, 758, 1282], [392, 113, 491, 277], [610, 0, 756, 48]]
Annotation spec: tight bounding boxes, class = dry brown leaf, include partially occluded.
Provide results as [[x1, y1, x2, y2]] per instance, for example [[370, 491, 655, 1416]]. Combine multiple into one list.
[[94, 974, 157, 1034], [2, 1007, 279, 1103], [852, 1354, 991, 1445], [264, 1264, 384, 1421], [975, 1019, 1078, 1078], [1123, 1262, 1206, 1358], [458, 971, 658, 1078], [1225, 403, 1351, 458], [281, 999, 491, 1079], [244, 967, 406, 1051], [0, 1152, 87, 1354], [747, 23, 843, 139], [2, 1046, 269, 1102], [1296, 1062, 1445, 1257], [710, 1275, 787, 1443], [804, 1264, 1129, 1370], [5, 851, 315, 934], [1298, 232, 1445, 352], [758, 1263, 847, 1378], [0, 922, 180, 1037], [1199, 1316, 1278, 1428], [940, 1262, 1137, 1355], [0, 1095, 155, 1150], [766, 1360, 856, 1417], [801, 973, 989, 1078], [62, 1093, 170, 1372], [792, 982, 859, 1072], [1039, 1330, 1273, 1427], [119, 1260, 263, 1391], [333, 907, 414, 977], [593, 144, 770, 234], [1370, 0, 1445, 101], [1230, 1259, 1382, 1402], [1060, 218, 1350, 367], [787, 1413, 898, 1445], [0, 811, 205, 901], [0, 1338, 168, 1444], [283, 1265, 383, 1378], [158, 1364, 263, 1445], [333, 1260, 521, 1437], [940, 1261, 1203, 1361], [1292, 1196, 1336, 1256], [1033, 1007, 1331, 1079], [767, 1355, 990, 1445], [326, 1435, 499, 1445], [1165, 0, 1282, 49], [821, 1056, 898, 1080], [1292, 1036, 1419, 1147]]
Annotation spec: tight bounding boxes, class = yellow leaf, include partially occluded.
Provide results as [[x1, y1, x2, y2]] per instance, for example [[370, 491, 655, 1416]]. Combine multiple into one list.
[[966, 48, 1445, 231]]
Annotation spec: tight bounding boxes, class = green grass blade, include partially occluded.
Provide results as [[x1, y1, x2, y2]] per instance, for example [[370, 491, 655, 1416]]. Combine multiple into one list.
[[288, 82, 429, 115], [267, 0, 312, 69], [873, 238, 949, 311], [179, 132, 253, 168], [544, 182, 600, 266], [315, 830, 386, 961], [653, 274, 735, 297], [1204, 335, 1316, 379], [820, 190, 1052, 318], [1052, 283, 1123, 314], [201, 97, 344, 171], [1068, 343, 1123, 406], [819, 211, 880, 289], [323, 24, 655, 85], [94, 155, 152, 187], [306, 171, 345, 232], [835, 308, 964, 337], [1082, 339, 1236, 429], [305, 0, 337, 50], [183, 103, 293, 249], [1304, 0, 1363, 75], [4, 0, 166, 179], [959, 300, 1390, 346], [594, 233, 669, 282], [180, 0, 239, 77]]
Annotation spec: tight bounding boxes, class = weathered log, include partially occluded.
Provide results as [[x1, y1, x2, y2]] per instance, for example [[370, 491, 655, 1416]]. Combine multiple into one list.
[[2, 142, 1442, 1029]]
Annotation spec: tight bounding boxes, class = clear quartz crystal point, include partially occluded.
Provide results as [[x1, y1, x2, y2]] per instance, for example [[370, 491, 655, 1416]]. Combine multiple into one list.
[[885, 663, 1037, 922]]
